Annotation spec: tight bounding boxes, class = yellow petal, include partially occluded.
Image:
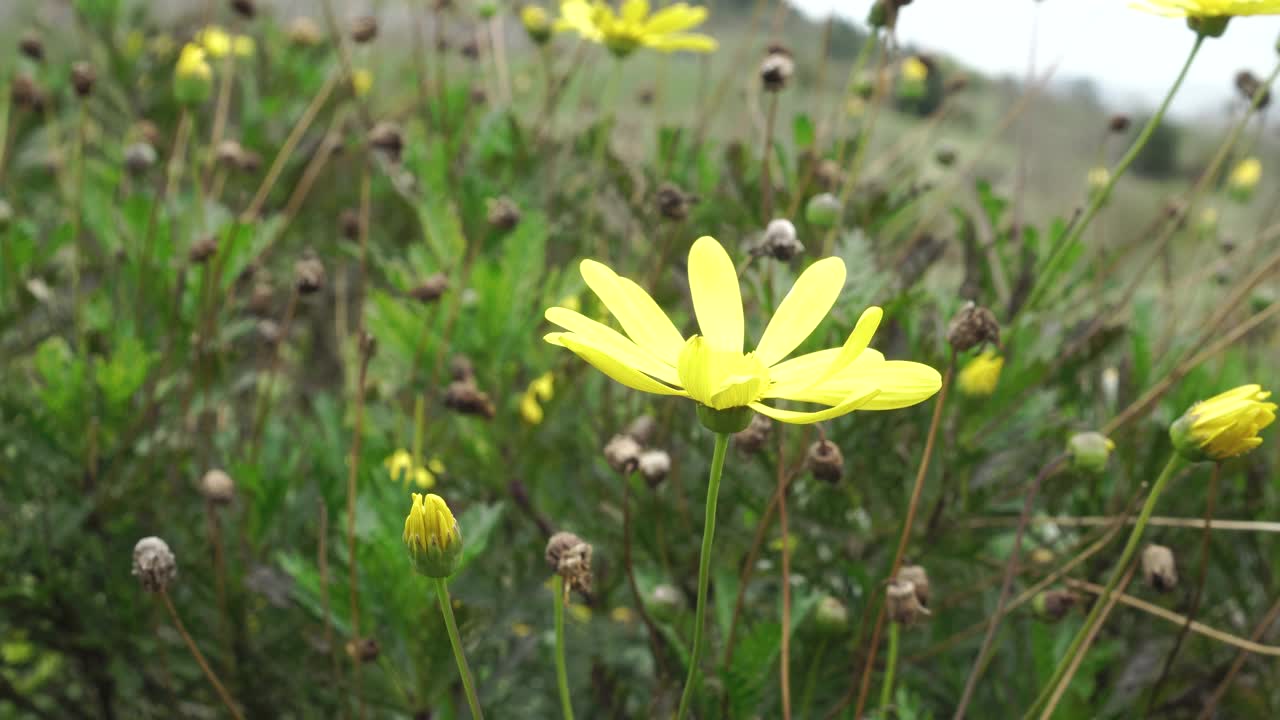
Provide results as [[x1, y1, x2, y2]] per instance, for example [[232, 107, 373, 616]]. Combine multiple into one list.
[[754, 257, 846, 367], [621, 0, 650, 23], [767, 347, 885, 387], [749, 386, 881, 425], [764, 307, 882, 397], [688, 236, 744, 352], [545, 307, 681, 386], [782, 360, 942, 410], [553, 334, 688, 397], [579, 260, 685, 365], [642, 4, 707, 34], [644, 32, 718, 52]]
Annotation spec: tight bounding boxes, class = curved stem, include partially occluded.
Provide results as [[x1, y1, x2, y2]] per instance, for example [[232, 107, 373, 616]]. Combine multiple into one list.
[[553, 576, 575, 720], [159, 591, 244, 720], [1023, 33, 1204, 315], [675, 431, 731, 720], [1024, 453, 1187, 719], [434, 578, 485, 719], [879, 621, 900, 712]]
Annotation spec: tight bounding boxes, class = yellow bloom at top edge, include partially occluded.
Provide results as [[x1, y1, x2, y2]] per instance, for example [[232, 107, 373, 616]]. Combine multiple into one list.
[[957, 350, 1003, 398], [542, 236, 942, 426], [901, 56, 928, 82], [1230, 157, 1262, 190], [1171, 384, 1276, 460], [1131, 0, 1280, 17], [555, 0, 718, 58]]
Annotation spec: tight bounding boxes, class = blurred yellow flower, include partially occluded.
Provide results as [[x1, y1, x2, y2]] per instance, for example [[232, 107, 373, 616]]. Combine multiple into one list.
[[1087, 167, 1111, 191], [1229, 156, 1261, 191], [385, 450, 445, 488], [352, 69, 373, 97], [901, 56, 928, 82], [568, 603, 592, 623], [559, 294, 582, 314], [1171, 384, 1276, 460], [520, 371, 556, 425], [522, 5, 553, 43], [957, 350, 1003, 397], [233, 35, 255, 57], [1132, 0, 1280, 17], [511, 622, 534, 638], [176, 43, 211, 80], [150, 34, 177, 59], [197, 26, 254, 58], [544, 236, 941, 426], [403, 493, 462, 578], [610, 606, 635, 624], [556, 0, 718, 57]]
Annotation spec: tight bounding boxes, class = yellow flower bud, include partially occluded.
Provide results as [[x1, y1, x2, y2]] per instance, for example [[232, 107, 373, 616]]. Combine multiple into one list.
[[233, 35, 256, 57], [403, 493, 463, 578], [196, 26, 233, 58], [957, 350, 1003, 398], [352, 69, 373, 98], [1229, 157, 1262, 201], [901, 56, 928, 82], [522, 5, 552, 44], [1170, 384, 1276, 461], [174, 43, 213, 106]]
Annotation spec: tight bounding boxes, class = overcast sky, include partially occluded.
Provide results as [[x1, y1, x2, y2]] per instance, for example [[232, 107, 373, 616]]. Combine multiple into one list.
[[791, 0, 1280, 120]]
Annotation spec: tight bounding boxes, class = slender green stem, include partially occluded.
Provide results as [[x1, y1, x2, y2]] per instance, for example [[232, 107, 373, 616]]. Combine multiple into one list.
[[879, 621, 901, 712], [553, 576, 575, 720], [676, 431, 731, 720], [798, 636, 829, 719], [1023, 33, 1204, 314], [433, 578, 485, 720], [1024, 453, 1187, 719]]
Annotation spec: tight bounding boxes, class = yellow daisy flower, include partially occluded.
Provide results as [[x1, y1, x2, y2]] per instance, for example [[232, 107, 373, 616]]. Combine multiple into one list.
[[385, 449, 414, 481], [543, 236, 941, 426], [1170, 384, 1276, 460], [1229, 156, 1261, 191], [957, 350, 1003, 397], [901, 56, 928, 82], [1131, 0, 1280, 16], [556, 0, 718, 57]]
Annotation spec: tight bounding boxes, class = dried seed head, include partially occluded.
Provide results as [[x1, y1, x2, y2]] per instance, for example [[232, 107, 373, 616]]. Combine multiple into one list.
[[450, 356, 476, 383], [656, 182, 696, 221], [1236, 70, 1271, 109], [807, 440, 844, 483], [288, 17, 323, 47], [257, 319, 282, 344], [461, 39, 481, 60], [814, 159, 845, 192], [409, 274, 449, 303], [199, 468, 235, 505], [1033, 589, 1079, 622], [70, 62, 96, 98], [934, 144, 957, 167], [294, 256, 326, 294], [470, 85, 488, 105], [124, 142, 158, 176], [1142, 544, 1178, 592], [486, 197, 521, 231], [216, 139, 247, 168], [753, 218, 804, 261], [760, 44, 795, 92], [885, 579, 929, 625], [19, 31, 44, 61], [368, 122, 405, 163], [339, 208, 362, 240], [1108, 114, 1131, 133], [231, 0, 257, 19], [946, 301, 1001, 352], [188, 236, 219, 265], [623, 415, 657, 444], [734, 414, 772, 454], [444, 380, 496, 419], [132, 536, 178, 593], [638, 449, 672, 487], [249, 282, 275, 315], [11, 74, 47, 113], [546, 531, 594, 598], [603, 434, 643, 474], [345, 637, 380, 663], [636, 87, 656, 105], [896, 565, 930, 608], [350, 16, 379, 43]]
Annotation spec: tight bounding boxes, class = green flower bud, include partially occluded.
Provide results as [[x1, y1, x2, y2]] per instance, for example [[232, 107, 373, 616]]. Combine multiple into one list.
[[805, 193, 842, 228], [1067, 432, 1115, 474], [813, 596, 850, 634]]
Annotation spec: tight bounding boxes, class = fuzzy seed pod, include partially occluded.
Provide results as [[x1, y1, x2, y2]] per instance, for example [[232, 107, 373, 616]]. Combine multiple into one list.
[[70, 62, 96, 98], [345, 637, 380, 663], [604, 434, 643, 474], [946, 301, 1000, 352], [760, 45, 795, 92], [189, 236, 219, 265], [546, 531, 594, 598], [470, 85, 488, 106], [132, 536, 178, 593], [19, 31, 44, 61], [450, 356, 476, 383], [1142, 544, 1178, 592], [444, 380, 496, 419], [807, 440, 844, 483], [216, 140, 246, 169], [11, 74, 47, 113], [294, 256, 326, 295], [636, 87, 655, 106], [124, 142, 158, 175], [649, 583, 685, 620], [350, 16, 379, 43], [486, 197, 521, 231], [638, 449, 672, 487], [287, 17, 323, 47], [814, 159, 845, 192], [257, 319, 282, 344], [656, 182, 696, 221], [231, 0, 257, 18], [461, 39, 481, 60], [734, 414, 772, 454], [753, 218, 804, 261], [199, 468, 235, 505], [934, 144, 957, 167], [339, 208, 361, 240], [1033, 590, 1079, 622], [1108, 114, 1131, 133], [1236, 70, 1271, 109], [886, 579, 928, 625], [896, 565, 930, 608], [409, 274, 449, 303], [249, 282, 275, 316], [368, 122, 405, 163], [623, 415, 657, 444]]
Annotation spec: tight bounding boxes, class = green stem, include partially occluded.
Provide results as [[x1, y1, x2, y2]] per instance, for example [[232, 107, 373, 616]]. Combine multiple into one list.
[[433, 578, 485, 720], [879, 621, 900, 712], [798, 636, 829, 719], [1023, 33, 1204, 315], [1024, 453, 1187, 719], [553, 576, 575, 720], [675, 431, 731, 720]]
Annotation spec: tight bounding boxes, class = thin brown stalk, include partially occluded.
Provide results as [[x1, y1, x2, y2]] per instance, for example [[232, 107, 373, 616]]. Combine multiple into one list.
[[964, 514, 1280, 534], [205, 502, 235, 677], [159, 591, 245, 720], [761, 92, 781, 220], [1041, 565, 1137, 718], [247, 286, 301, 461], [318, 0, 372, 130], [1197, 595, 1280, 718], [242, 71, 339, 222]]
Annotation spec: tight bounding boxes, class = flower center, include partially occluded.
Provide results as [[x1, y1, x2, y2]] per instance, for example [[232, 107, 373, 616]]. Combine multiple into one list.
[[677, 336, 771, 410]]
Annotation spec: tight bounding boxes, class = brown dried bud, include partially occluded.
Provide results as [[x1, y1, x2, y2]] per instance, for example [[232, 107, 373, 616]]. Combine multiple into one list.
[[409, 274, 449, 303], [287, 17, 323, 47], [249, 282, 275, 315], [11, 74, 47, 113], [1236, 70, 1271, 109], [461, 39, 481, 60], [294, 256, 326, 294], [896, 565, 930, 608], [636, 87, 655, 106], [814, 159, 845, 192], [546, 531, 594, 598], [623, 415, 657, 444], [199, 468, 235, 505], [807, 440, 844, 483], [638, 449, 672, 487], [470, 85, 488, 106], [216, 140, 246, 168], [70, 62, 96, 98], [450, 356, 476, 383], [1034, 589, 1079, 622], [350, 15, 379, 43], [368, 122, 405, 163], [339, 208, 361, 240], [760, 44, 795, 92], [752, 219, 804, 261], [231, 0, 257, 18], [132, 536, 178, 593], [257, 319, 282, 344], [886, 579, 929, 625], [1142, 544, 1177, 592], [1108, 114, 1131, 133], [124, 142, 158, 176], [656, 182, 696, 221], [444, 380, 496, 419], [19, 31, 44, 61], [345, 637, 380, 663], [734, 414, 772, 454], [136, 120, 161, 146], [946, 301, 1000, 352], [603, 434, 643, 474], [486, 197, 521, 231], [189, 236, 219, 265]]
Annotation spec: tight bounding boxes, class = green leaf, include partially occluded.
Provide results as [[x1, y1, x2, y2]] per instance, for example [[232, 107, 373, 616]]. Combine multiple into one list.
[[792, 113, 815, 149]]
